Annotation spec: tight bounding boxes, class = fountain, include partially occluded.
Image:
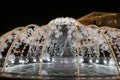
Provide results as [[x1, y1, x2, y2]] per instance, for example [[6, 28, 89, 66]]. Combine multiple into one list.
[[0, 17, 120, 79]]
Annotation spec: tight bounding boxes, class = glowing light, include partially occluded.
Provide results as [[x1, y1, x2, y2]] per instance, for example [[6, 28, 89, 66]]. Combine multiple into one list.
[[109, 60, 114, 65], [90, 59, 92, 63], [80, 57, 83, 63], [11, 60, 15, 64], [33, 58, 36, 62], [60, 61, 63, 63], [104, 60, 107, 64], [19, 59, 25, 64], [96, 59, 99, 63], [40, 59, 42, 62]]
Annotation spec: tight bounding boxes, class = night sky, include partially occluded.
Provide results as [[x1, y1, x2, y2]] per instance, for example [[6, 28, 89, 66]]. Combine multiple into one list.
[[1, 1, 120, 34]]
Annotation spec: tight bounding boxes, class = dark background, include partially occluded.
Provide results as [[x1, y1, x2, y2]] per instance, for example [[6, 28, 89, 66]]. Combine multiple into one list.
[[1, 1, 120, 34]]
